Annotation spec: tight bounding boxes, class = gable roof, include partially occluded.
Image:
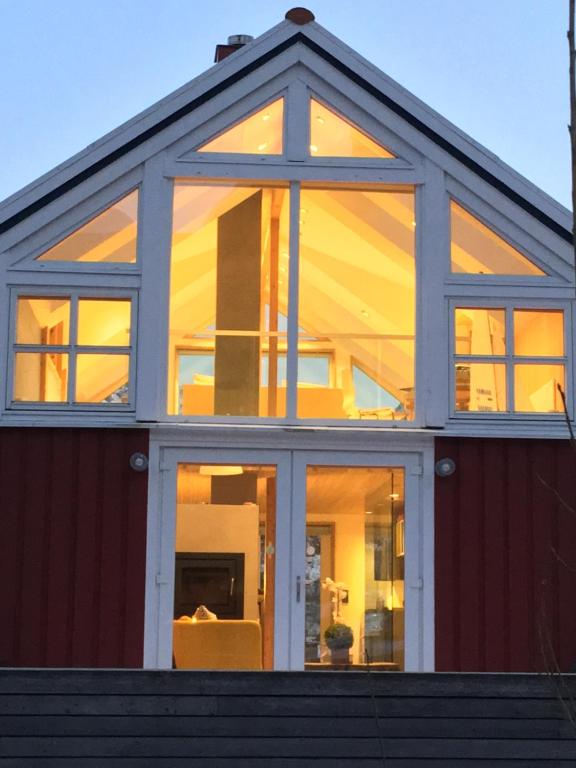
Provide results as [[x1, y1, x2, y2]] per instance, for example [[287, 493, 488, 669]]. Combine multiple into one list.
[[0, 12, 571, 243]]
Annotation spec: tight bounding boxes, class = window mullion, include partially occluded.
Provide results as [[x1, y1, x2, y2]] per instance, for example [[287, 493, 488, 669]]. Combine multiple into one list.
[[505, 306, 514, 412], [286, 181, 301, 420], [68, 294, 79, 404]]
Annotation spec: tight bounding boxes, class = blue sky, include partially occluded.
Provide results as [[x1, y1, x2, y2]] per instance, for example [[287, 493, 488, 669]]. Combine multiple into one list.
[[0, 1, 570, 209]]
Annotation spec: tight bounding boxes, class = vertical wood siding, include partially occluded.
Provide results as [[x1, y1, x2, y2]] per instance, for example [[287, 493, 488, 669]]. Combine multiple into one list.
[[0, 427, 149, 668], [435, 436, 576, 673]]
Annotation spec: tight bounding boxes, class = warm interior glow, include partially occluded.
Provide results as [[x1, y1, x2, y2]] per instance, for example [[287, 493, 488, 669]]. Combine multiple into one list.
[[168, 183, 415, 421], [13, 295, 131, 404], [37, 191, 138, 263], [197, 98, 283, 154], [305, 466, 405, 670], [450, 201, 545, 275], [454, 307, 564, 413], [168, 182, 289, 417], [309, 99, 395, 158], [173, 463, 277, 670], [298, 186, 415, 419]]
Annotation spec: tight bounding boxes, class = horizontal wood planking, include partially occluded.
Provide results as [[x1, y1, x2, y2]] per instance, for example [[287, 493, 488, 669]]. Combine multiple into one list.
[[435, 436, 576, 673], [0, 672, 574, 764]]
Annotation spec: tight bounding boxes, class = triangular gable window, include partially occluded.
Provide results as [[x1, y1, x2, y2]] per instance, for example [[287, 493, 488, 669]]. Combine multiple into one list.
[[450, 201, 545, 275], [197, 98, 283, 154], [310, 98, 395, 158], [37, 190, 138, 263]]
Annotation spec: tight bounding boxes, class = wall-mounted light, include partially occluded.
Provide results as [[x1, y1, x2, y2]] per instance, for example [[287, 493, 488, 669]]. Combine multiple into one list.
[[435, 458, 456, 477], [130, 452, 149, 472]]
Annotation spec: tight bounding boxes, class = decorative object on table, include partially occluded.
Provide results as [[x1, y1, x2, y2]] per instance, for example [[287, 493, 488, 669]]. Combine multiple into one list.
[[193, 604, 218, 621], [324, 622, 354, 664], [321, 577, 349, 622]]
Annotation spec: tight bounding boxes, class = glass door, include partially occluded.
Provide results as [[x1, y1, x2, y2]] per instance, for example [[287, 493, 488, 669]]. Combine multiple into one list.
[[149, 448, 292, 670], [290, 452, 422, 671]]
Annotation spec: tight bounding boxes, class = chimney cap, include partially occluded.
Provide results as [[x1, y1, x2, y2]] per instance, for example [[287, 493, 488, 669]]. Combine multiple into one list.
[[285, 7, 315, 24], [227, 34, 254, 46]]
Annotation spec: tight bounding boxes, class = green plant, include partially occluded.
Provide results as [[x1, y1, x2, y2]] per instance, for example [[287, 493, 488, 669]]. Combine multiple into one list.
[[324, 622, 354, 650]]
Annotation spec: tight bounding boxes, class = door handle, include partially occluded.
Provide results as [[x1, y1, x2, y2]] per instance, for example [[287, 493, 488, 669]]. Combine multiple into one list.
[[230, 577, 235, 597], [296, 575, 301, 603]]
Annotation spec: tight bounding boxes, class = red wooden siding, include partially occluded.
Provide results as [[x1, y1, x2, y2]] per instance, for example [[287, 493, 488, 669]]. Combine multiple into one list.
[[435, 436, 576, 673], [0, 427, 149, 668]]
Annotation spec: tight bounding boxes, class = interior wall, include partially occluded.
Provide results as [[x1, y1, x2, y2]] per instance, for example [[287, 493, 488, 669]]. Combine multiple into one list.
[[310, 511, 365, 663], [176, 503, 260, 621]]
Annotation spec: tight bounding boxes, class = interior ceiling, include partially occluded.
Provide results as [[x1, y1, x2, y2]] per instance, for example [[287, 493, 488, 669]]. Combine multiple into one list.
[[177, 464, 404, 517]]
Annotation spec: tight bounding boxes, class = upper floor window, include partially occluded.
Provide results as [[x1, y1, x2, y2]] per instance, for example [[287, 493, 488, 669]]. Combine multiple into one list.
[[454, 306, 565, 414], [35, 190, 139, 263], [450, 201, 545, 275], [11, 294, 134, 406], [168, 181, 415, 421], [309, 98, 395, 158], [197, 98, 284, 154]]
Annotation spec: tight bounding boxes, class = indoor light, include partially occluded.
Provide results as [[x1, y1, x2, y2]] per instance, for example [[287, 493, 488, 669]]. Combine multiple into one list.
[[389, 493, 400, 500], [199, 465, 244, 476], [257, 142, 268, 151], [309, 144, 318, 153]]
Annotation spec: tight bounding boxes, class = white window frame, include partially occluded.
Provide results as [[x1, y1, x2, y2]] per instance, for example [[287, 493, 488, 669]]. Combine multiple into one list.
[[449, 298, 572, 420], [164, 178, 421, 427], [7, 286, 138, 411]]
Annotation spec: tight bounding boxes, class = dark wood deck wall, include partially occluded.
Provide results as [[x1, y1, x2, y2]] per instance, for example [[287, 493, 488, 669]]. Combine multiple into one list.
[[435, 436, 576, 673], [0, 427, 149, 668], [0, 670, 574, 766]]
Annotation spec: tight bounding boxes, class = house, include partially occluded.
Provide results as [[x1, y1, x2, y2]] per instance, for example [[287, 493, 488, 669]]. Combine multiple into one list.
[[0, 7, 574, 675]]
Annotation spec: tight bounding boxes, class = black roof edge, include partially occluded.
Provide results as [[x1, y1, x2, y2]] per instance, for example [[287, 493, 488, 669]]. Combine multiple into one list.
[[0, 31, 572, 244]]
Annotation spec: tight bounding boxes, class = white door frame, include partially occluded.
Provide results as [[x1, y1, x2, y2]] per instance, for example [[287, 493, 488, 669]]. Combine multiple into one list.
[[290, 450, 429, 672], [143, 446, 293, 670], [143, 436, 434, 671]]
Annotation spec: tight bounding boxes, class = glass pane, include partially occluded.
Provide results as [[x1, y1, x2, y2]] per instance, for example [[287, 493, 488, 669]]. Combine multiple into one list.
[[16, 297, 70, 345], [514, 310, 564, 357], [198, 98, 283, 154], [75, 354, 129, 403], [176, 335, 286, 417], [14, 352, 68, 402], [310, 99, 394, 158], [77, 299, 131, 346], [454, 308, 506, 355], [455, 363, 507, 412], [37, 191, 138, 263], [304, 466, 405, 671], [514, 364, 564, 412], [450, 202, 545, 275], [169, 183, 289, 416], [299, 187, 415, 420], [174, 463, 277, 669], [297, 339, 414, 420]]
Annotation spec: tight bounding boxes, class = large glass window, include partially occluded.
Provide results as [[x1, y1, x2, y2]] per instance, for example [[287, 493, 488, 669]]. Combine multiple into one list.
[[197, 98, 283, 155], [454, 307, 565, 413], [309, 99, 394, 158], [36, 190, 138, 263], [298, 186, 415, 419], [450, 201, 545, 275], [12, 294, 133, 406], [168, 183, 415, 421], [168, 182, 289, 416]]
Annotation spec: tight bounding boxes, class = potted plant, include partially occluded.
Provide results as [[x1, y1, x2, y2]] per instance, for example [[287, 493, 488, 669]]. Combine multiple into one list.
[[324, 622, 354, 664]]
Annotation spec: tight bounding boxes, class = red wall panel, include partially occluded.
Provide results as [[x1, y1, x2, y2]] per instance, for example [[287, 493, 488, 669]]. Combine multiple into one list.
[[435, 436, 576, 673], [0, 427, 149, 668]]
